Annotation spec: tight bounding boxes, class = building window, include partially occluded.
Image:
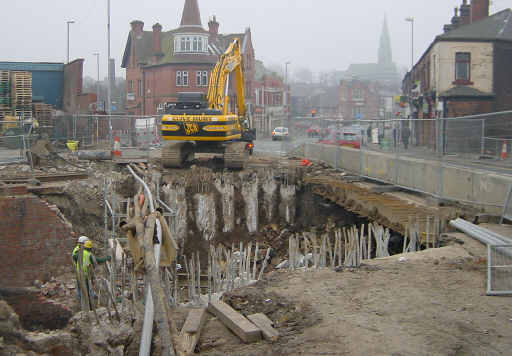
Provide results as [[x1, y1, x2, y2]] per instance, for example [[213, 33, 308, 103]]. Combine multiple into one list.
[[177, 71, 189, 86], [128, 80, 133, 91], [353, 88, 363, 100], [455, 52, 470, 82], [352, 106, 362, 118], [196, 71, 208, 86], [138, 79, 142, 97], [175, 35, 208, 54]]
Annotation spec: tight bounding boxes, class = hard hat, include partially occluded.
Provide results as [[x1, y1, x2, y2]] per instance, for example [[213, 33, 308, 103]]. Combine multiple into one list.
[[84, 240, 93, 248], [78, 236, 89, 244]]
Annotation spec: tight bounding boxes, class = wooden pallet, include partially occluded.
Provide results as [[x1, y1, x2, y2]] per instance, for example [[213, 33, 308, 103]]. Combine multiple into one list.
[[0, 110, 13, 120], [0, 71, 9, 81], [33, 103, 53, 126]]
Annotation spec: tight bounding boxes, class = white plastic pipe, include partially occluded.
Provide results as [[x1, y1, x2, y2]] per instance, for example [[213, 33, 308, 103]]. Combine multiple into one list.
[[128, 166, 162, 356]]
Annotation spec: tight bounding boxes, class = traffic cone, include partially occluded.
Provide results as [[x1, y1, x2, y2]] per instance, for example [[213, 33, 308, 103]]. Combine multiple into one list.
[[501, 141, 508, 160], [113, 136, 122, 157]]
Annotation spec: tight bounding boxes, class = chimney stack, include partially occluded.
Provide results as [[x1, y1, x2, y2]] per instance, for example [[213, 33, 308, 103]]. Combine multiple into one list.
[[460, 0, 471, 25], [471, 0, 490, 23], [451, 8, 461, 28], [152, 23, 162, 55], [130, 20, 144, 37], [208, 16, 219, 35]]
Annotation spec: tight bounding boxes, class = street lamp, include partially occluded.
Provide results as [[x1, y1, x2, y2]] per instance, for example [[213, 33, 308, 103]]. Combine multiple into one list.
[[285, 61, 291, 107], [405, 17, 415, 114], [405, 17, 414, 71], [66, 20, 75, 64], [107, 0, 112, 116], [93, 53, 100, 111]]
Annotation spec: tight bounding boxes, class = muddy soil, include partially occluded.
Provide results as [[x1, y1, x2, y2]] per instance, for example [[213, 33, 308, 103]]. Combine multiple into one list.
[[196, 233, 512, 356]]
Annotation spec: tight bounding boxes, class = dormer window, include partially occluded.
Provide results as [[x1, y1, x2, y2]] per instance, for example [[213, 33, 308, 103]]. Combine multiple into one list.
[[174, 34, 208, 54]]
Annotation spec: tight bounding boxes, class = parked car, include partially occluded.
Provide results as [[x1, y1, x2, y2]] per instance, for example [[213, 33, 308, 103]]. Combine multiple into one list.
[[318, 129, 361, 149], [272, 127, 289, 141], [306, 125, 321, 137]]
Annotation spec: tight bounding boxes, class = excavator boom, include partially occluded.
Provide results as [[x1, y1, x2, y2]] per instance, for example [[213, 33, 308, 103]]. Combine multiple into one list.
[[160, 38, 255, 169]]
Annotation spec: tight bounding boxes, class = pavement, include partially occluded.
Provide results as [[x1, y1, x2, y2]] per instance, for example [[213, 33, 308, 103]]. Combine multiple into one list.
[[362, 142, 512, 175], [254, 136, 317, 156]]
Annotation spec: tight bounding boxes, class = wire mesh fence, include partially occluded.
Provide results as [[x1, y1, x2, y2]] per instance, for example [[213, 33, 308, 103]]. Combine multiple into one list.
[[0, 134, 26, 163], [299, 110, 512, 208], [0, 114, 161, 165], [487, 245, 512, 296], [308, 110, 512, 163]]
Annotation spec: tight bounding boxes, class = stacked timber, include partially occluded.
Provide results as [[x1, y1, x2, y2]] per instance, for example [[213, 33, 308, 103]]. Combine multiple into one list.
[[11, 71, 32, 119], [32, 102, 53, 127], [0, 70, 11, 120]]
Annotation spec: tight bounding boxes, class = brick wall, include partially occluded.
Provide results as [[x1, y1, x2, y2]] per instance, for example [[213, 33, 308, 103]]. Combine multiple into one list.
[[63, 59, 84, 113], [0, 195, 74, 287], [144, 64, 213, 116], [445, 99, 494, 117], [0, 287, 72, 331]]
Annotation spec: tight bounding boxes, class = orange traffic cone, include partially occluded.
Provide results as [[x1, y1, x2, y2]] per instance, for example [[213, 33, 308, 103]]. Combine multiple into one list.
[[501, 141, 508, 160], [113, 136, 122, 157]]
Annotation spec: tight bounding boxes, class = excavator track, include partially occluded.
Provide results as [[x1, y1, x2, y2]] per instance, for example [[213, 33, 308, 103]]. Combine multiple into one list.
[[224, 142, 249, 170], [162, 142, 194, 168]]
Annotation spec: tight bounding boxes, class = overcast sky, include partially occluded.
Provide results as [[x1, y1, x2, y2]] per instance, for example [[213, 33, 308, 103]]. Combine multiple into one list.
[[1, 0, 510, 79]]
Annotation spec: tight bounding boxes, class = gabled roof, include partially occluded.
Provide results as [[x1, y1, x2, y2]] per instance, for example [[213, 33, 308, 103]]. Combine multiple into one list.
[[122, 28, 250, 68], [209, 33, 245, 55], [439, 85, 495, 98], [346, 62, 399, 83], [121, 31, 154, 67], [437, 9, 512, 42]]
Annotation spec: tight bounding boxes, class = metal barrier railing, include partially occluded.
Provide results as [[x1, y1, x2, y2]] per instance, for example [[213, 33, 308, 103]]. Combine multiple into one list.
[[487, 245, 512, 296]]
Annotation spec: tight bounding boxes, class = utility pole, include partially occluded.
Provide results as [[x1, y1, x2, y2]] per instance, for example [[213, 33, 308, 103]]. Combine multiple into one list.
[[93, 53, 100, 111], [107, 0, 112, 140], [66, 21, 75, 64], [405, 17, 415, 115]]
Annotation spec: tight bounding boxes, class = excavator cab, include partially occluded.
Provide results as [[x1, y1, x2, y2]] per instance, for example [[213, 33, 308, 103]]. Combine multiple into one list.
[[161, 38, 255, 169]]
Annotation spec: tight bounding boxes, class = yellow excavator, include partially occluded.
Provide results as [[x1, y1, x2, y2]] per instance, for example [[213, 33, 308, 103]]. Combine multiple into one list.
[[160, 38, 256, 169]]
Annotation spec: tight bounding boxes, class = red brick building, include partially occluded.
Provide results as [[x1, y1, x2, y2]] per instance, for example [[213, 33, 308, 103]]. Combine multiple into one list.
[[253, 66, 288, 135], [338, 80, 380, 121], [121, 0, 255, 116]]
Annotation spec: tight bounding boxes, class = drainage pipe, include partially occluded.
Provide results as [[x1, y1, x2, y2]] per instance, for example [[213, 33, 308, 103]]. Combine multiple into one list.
[[449, 218, 512, 246], [128, 165, 161, 356]]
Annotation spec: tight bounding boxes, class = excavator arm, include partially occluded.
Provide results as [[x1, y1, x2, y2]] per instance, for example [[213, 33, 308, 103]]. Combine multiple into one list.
[[206, 38, 246, 118]]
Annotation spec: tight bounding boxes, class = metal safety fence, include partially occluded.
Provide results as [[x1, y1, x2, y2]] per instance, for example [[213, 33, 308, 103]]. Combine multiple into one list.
[[53, 114, 160, 150], [487, 245, 512, 296], [0, 134, 27, 164], [0, 114, 160, 165], [303, 110, 512, 160], [298, 111, 512, 212]]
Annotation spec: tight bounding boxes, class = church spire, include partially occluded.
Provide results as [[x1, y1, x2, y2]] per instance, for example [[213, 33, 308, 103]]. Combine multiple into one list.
[[180, 0, 202, 28], [378, 16, 393, 66]]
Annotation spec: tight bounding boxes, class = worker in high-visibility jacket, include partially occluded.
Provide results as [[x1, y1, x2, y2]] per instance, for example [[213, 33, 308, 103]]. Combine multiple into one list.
[[72, 236, 110, 303]]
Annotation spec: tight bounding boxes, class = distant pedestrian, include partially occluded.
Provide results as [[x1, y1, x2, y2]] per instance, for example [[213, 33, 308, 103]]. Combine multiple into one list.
[[401, 125, 411, 150], [366, 125, 372, 145]]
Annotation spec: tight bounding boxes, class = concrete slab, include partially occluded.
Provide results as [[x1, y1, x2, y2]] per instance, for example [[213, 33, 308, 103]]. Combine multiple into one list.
[[208, 300, 261, 343], [247, 313, 279, 342]]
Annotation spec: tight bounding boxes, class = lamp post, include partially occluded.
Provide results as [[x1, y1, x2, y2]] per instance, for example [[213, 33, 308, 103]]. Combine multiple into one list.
[[285, 61, 291, 108], [107, 0, 111, 116], [405, 17, 414, 71], [405, 17, 415, 114], [66, 20, 75, 64], [93, 53, 100, 111]]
